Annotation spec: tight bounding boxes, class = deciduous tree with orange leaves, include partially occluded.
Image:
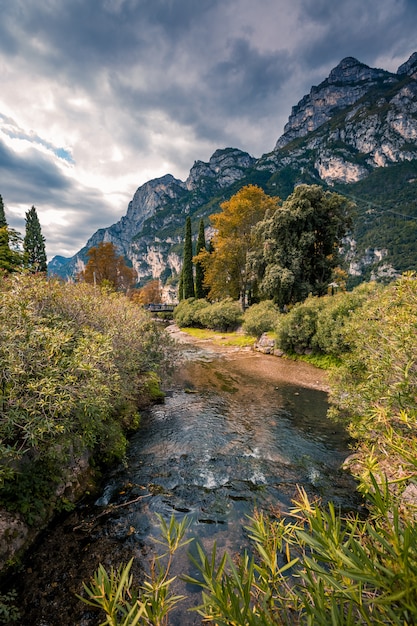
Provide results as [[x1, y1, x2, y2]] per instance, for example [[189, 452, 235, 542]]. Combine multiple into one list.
[[131, 279, 162, 305], [79, 242, 137, 292], [194, 185, 279, 308]]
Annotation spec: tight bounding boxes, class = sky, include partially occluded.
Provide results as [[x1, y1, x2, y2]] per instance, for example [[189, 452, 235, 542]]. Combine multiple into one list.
[[0, 0, 416, 260]]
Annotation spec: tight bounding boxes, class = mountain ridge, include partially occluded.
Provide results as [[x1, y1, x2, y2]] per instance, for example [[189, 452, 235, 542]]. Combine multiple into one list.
[[50, 52, 417, 290]]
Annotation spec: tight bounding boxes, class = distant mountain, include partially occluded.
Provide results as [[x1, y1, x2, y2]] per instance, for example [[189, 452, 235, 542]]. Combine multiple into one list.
[[50, 52, 417, 290]]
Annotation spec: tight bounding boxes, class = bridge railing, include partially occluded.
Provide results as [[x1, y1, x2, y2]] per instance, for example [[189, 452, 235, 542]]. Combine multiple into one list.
[[145, 303, 177, 312]]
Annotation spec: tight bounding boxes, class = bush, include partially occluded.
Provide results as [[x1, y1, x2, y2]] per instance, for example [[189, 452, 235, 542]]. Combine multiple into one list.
[[174, 298, 243, 332], [0, 274, 174, 522], [197, 298, 243, 332], [242, 300, 280, 337], [329, 273, 417, 480], [276, 296, 325, 354], [314, 282, 380, 356], [173, 298, 210, 327]]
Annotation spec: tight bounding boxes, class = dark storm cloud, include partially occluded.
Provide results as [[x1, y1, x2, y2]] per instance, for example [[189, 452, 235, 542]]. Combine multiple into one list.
[[0, 139, 70, 198], [297, 0, 417, 72]]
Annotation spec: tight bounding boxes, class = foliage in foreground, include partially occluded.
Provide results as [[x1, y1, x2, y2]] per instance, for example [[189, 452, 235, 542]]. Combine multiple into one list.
[[328, 272, 417, 483], [84, 273, 417, 625], [0, 274, 173, 523], [81, 478, 417, 625], [79, 515, 191, 626]]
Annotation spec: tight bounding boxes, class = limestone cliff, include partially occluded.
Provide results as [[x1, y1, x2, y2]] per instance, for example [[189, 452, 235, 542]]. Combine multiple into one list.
[[50, 53, 417, 289]]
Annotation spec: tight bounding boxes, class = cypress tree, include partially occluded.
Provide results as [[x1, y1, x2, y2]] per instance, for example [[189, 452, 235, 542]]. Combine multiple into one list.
[[23, 205, 47, 273], [182, 216, 195, 299], [178, 269, 184, 301], [195, 218, 207, 299], [0, 195, 22, 272], [0, 195, 7, 228]]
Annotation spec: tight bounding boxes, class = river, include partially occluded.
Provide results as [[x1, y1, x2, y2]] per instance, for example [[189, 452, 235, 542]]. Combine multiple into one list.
[[8, 331, 359, 625]]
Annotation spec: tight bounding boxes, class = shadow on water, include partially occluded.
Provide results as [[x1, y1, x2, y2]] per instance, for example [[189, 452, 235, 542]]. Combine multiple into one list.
[[8, 344, 360, 625]]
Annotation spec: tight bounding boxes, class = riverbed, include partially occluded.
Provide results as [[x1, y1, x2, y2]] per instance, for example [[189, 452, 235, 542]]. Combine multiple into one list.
[[7, 331, 359, 625]]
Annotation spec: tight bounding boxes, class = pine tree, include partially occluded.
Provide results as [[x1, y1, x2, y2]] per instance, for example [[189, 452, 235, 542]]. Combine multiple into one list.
[[194, 218, 207, 299], [182, 216, 195, 299], [23, 206, 47, 273]]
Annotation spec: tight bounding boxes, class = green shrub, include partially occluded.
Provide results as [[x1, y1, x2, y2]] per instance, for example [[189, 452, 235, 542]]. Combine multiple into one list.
[[329, 273, 417, 480], [173, 298, 209, 327], [197, 298, 243, 332], [174, 298, 243, 332], [276, 295, 325, 354], [314, 282, 380, 356], [0, 274, 174, 521], [242, 300, 280, 337]]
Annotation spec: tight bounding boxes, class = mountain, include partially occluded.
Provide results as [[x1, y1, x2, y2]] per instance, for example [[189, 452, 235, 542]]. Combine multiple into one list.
[[50, 52, 417, 290]]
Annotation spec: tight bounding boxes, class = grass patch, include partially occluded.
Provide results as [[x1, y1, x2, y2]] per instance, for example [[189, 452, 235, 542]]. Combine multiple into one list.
[[284, 352, 342, 370], [179, 327, 256, 348]]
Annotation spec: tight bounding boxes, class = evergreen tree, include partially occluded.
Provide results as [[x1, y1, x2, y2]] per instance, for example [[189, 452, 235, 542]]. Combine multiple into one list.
[[194, 218, 207, 299], [178, 269, 184, 302], [256, 184, 354, 307], [182, 216, 195, 299], [23, 206, 47, 273], [0, 195, 7, 228], [0, 195, 22, 273]]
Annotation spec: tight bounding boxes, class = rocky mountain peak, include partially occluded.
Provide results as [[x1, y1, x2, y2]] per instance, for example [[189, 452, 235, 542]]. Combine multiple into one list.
[[397, 51, 417, 77], [185, 147, 255, 190], [327, 56, 390, 84], [275, 57, 394, 149]]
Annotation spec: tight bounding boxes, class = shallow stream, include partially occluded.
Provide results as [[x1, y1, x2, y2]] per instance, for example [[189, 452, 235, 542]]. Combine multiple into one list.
[[9, 339, 359, 625]]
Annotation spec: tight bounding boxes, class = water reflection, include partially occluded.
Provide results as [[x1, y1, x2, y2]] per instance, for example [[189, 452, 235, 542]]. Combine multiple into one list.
[[10, 344, 359, 626]]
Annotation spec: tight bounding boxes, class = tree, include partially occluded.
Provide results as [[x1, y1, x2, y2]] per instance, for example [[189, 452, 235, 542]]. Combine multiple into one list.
[[182, 216, 195, 299], [79, 242, 137, 292], [195, 218, 208, 299], [23, 205, 47, 273], [0, 194, 22, 273], [256, 184, 353, 307], [178, 270, 184, 302], [0, 195, 7, 229], [131, 279, 162, 305], [195, 185, 279, 307]]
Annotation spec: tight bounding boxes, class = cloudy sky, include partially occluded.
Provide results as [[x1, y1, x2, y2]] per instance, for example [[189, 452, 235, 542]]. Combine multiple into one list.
[[1, 0, 416, 259]]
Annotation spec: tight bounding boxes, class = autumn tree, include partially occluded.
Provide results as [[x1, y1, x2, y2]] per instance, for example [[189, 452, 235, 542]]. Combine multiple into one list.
[[80, 242, 137, 292], [182, 216, 195, 299], [195, 185, 280, 308], [195, 218, 208, 299], [23, 205, 47, 273], [0, 194, 23, 273], [255, 184, 354, 307], [131, 279, 162, 305]]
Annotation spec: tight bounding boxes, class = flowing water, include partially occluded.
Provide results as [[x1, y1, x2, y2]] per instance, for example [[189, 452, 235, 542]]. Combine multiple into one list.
[[8, 338, 359, 625]]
